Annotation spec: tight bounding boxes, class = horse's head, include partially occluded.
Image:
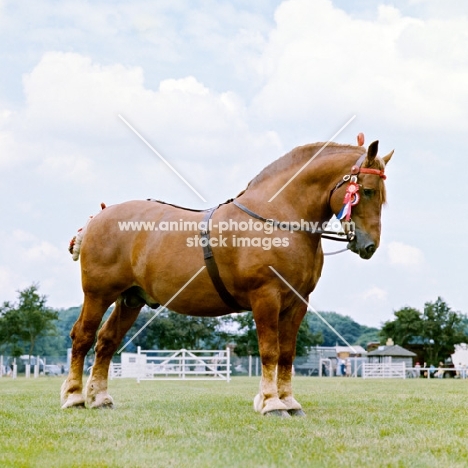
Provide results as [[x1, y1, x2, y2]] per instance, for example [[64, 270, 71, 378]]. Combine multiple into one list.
[[334, 141, 393, 259]]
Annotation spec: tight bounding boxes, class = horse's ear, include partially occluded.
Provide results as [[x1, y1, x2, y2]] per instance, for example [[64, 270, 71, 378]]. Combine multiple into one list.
[[382, 150, 394, 166], [366, 140, 379, 163]]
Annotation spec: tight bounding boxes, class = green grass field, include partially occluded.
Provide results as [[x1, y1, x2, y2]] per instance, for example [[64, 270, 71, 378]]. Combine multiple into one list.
[[1, 376, 468, 467]]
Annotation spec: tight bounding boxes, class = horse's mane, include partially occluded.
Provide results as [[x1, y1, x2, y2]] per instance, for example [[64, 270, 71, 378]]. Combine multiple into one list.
[[243, 142, 387, 203], [247, 143, 361, 187]]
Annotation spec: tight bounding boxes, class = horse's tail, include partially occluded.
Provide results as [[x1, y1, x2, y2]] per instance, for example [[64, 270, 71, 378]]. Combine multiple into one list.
[[68, 203, 107, 261]]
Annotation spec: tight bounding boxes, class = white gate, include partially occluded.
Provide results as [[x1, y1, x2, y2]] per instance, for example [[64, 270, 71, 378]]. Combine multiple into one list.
[[113, 348, 231, 382], [362, 362, 406, 379]]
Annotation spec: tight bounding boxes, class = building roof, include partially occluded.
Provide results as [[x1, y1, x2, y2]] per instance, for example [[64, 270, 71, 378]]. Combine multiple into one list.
[[367, 344, 416, 357], [335, 345, 367, 355]]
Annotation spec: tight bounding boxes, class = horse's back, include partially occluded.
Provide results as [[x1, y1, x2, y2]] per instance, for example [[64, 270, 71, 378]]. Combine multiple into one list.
[[79, 200, 216, 307]]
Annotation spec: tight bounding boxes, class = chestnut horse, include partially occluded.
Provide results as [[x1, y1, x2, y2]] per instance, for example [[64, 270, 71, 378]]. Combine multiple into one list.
[[62, 140, 393, 417]]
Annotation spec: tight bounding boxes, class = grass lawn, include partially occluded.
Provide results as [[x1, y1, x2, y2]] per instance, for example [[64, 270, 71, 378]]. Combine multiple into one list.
[[1, 376, 468, 467]]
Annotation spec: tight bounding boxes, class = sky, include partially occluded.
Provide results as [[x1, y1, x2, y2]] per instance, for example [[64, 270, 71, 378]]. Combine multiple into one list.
[[1, 0, 467, 328]]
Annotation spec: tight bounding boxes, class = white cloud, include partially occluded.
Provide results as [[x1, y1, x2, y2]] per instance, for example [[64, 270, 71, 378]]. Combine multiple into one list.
[[387, 241, 424, 267], [19, 51, 282, 166], [362, 286, 388, 301], [0, 266, 24, 302], [252, 0, 468, 134], [21, 240, 62, 262], [37, 154, 96, 183]]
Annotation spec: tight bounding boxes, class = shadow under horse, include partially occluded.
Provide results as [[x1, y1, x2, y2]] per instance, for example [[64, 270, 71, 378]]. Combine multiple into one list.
[[62, 139, 393, 417]]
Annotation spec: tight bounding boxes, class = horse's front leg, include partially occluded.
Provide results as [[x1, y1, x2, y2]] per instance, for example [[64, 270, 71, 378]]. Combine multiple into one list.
[[251, 295, 290, 417], [85, 298, 142, 408], [61, 295, 111, 409], [277, 302, 308, 417]]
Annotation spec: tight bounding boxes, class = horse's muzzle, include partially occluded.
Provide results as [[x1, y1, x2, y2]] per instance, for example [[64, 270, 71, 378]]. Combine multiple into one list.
[[348, 230, 377, 260]]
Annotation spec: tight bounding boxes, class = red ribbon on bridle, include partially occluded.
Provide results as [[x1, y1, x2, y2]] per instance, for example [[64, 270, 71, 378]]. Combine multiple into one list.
[[336, 165, 386, 221]]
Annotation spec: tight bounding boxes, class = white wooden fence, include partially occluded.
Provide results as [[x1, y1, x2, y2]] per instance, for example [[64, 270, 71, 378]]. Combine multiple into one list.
[[110, 347, 231, 382], [362, 362, 406, 379]]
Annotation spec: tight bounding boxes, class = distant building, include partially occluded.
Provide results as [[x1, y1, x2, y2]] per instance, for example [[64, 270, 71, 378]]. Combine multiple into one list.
[[295, 345, 367, 376], [366, 343, 417, 368]]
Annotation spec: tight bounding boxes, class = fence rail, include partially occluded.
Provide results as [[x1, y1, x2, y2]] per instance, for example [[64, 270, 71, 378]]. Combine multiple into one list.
[[362, 362, 406, 379], [111, 347, 231, 382]]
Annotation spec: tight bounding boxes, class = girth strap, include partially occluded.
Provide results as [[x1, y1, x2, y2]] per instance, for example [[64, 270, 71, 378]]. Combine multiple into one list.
[[200, 207, 244, 311]]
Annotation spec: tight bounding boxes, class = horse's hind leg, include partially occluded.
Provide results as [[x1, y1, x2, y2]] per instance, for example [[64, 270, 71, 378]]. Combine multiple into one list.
[[85, 296, 142, 408], [277, 302, 308, 417], [61, 294, 113, 409]]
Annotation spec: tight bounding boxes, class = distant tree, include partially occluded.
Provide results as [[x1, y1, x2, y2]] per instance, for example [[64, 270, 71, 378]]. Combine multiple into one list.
[[355, 327, 381, 348], [421, 297, 467, 365], [380, 298, 468, 365], [232, 311, 322, 357], [0, 301, 20, 355], [0, 285, 58, 359], [231, 312, 259, 356], [33, 306, 85, 356], [380, 307, 422, 347], [295, 312, 323, 356], [307, 311, 367, 347], [126, 308, 224, 350]]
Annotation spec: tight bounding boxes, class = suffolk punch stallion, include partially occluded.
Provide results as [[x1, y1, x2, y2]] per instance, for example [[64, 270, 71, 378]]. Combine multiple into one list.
[[62, 135, 393, 417]]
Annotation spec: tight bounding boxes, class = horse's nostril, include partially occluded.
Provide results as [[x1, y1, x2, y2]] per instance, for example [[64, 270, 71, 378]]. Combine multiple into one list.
[[365, 243, 376, 255]]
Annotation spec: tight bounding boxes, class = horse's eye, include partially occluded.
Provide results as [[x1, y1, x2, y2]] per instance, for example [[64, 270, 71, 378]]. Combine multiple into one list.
[[363, 188, 375, 198]]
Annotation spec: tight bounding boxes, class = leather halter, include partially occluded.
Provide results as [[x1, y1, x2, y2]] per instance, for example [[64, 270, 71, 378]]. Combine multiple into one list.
[[330, 153, 385, 196]]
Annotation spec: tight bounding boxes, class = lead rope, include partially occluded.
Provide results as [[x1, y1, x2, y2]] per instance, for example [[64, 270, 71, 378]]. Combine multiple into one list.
[[324, 246, 349, 256]]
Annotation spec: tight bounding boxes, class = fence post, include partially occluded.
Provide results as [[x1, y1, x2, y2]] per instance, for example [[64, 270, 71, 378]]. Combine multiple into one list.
[[0, 355, 3, 378], [12, 358, 17, 379], [182, 349, 186, 380], [226, 347, 230, 382], [34, 355, 40, 378], [248, 355, 252, 377], [255, 357, 259, 376], [137, 346, 141, 384]]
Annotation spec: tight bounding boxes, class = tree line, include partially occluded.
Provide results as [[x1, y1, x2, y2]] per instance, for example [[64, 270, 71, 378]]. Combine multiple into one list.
[[1, 284, 467, 366]]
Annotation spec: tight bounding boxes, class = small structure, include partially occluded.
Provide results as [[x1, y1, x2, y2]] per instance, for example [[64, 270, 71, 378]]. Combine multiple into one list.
[[363, 339, 416, 379], [295, 345, 367, 377], [367, 341, 417, 368]]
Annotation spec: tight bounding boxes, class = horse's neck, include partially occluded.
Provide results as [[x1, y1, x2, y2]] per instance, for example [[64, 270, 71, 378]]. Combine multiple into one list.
[[239, 147, 362, 222]]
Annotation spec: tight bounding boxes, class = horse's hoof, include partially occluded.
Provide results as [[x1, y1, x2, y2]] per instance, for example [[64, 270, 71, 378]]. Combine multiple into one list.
[[62, 402, 86, 410], [93, 402, 114, 410], [264, 409, 291, 418], [288, 409, 306, 417], [88, 393, 115, 409], [61, 393, 86, 409]]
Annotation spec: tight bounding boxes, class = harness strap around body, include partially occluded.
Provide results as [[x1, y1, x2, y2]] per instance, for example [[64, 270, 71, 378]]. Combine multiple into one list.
[[200, 207, 244, 311]]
